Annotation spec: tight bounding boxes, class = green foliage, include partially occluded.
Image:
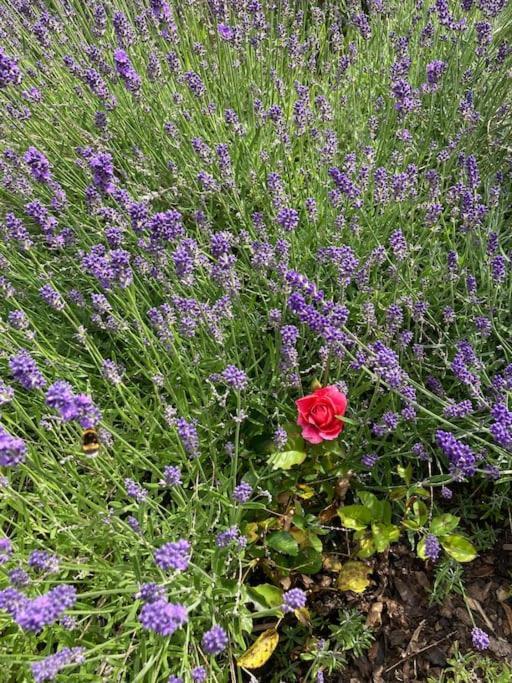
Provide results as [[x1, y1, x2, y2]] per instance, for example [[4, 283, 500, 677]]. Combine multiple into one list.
[[428, 646, 512, 682], [430, 558, 465, 605], [328, 609, 375, 658]]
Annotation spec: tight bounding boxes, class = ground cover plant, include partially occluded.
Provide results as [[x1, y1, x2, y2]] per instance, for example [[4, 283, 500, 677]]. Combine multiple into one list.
[[0, 0, 511, 681]]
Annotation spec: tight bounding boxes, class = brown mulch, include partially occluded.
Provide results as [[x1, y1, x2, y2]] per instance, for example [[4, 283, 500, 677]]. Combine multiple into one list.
[[310, 535, 512, 682]]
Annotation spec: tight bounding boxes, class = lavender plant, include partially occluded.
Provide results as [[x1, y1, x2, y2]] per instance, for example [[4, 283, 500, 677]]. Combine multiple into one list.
[[0, 0, 511, 680]]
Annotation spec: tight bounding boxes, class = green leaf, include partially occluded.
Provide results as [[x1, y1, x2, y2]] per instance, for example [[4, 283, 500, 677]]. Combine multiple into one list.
[[431, 514, 459, 536], [413, 500, 429, 526], [440, 534, 477, 563], [282, 423, 305, 451], [397, 464, 413, 485], [338, 504, 373, 530], [247, 584, 283, 609], [389, 486, 407, 501], [268, 450, 307, 471], [402, 519, 421, 531], [357, 493, 391, 523], [371, 523, 400, 552], [290, 548, 323, 574], [307, 532, 323, 553], [417, 537, 427, 560], [357, 491, 378, 509], [410, 486, 430, 498], [356, 536, 376, 558], [267, 531, 299, 556]]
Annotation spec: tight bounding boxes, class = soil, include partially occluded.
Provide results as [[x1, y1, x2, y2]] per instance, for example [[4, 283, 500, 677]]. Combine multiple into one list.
[[311, 533, 512, 682]]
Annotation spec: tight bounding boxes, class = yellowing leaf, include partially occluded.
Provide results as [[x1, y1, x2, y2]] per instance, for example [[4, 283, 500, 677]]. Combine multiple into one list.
[[337, 561, 371, 593], [294, 607, 312, 626], [244, 522, 259, 543], [290, 528, 307, 545], [237, 628, 279, 669], [440, 534, 477, 563], [296, 484, 316, 500], [356, 536, 376, 559], [323, 554, 342, 573]]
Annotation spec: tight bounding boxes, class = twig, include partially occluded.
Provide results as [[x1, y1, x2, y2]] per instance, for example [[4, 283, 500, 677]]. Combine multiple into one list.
[[384, 631, 457, 673]]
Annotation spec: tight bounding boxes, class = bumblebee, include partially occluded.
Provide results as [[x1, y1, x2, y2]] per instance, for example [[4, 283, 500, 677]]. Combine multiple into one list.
[[82, 428, 100, 456]]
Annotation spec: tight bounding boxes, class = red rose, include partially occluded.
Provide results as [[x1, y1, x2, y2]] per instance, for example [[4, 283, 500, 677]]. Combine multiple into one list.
[[296, 385, 347, 444]]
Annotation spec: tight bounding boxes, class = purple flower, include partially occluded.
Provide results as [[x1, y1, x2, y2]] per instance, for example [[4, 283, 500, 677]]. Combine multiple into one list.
[[88, 152, 116, 194], [221, 365, 248, 391], [218, 23, 234, 41], [162, 465, 182, 486], [176, 418, 199, 458], [31, 647, 85, 683], [0, 48, 22, 88], [73, 394, 101, 429], [154, 540, 191, 572], [0, 538, 12, 565], [184, 71, 206, 97], [0, 587, 26, 616], [39, 284, 65, 311], [14, 585, 77, 632], [24, 147, 51, 183], [168, 677, 183, 683], [28, 551, 60, 574], [113, 48, 141, 94], [283, 588, 307, 612], [424, 534, 441, 562], [148, 209, 184, 245], [215, 526, 242, 548], [389, 229, 407, 260], [490, 404, 512, 450], [441, 486, 453, 500], [8, 568, 30, 587], [101, 359, 124, 385], [435, 430, 476, 477], [361, 453, 379, 468], [139, 599, 188, 636], [125, 478, 148, 503], [135, 583, 166, 603], [202, 625, 228, 655], [8, 309, 29, 330], [233, 481, 252, 504], [273, 426, 288, 450], [45, 383, 100, 427], [191, 666, 207, 682], [426, 60, 447, 86], [44, 381, 75, 421], [412, 443, 429, 461], [0, 426, 27, 467], [353, 12, 371, 39], [443, 400, 473, 419], [277, 208, 299, 232], [127, 516, 141, 534], [491, 255, 507, 284], [471, 627, 489, 650], [9, 349, 46, 390]]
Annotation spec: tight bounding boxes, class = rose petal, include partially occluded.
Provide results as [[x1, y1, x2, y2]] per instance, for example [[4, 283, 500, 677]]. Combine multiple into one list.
[[320, 386, 347, 415], [310, 402, 332, 428], [319, 424, 343, 440], [301, 425, 323, 444], [296, 395, 317, 415]]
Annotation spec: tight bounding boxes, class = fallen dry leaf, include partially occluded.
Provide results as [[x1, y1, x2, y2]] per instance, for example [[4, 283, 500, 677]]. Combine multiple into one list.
[[500, 601, 512, 635], [366, 601, 384, 629], [237, 628, 279, 669]]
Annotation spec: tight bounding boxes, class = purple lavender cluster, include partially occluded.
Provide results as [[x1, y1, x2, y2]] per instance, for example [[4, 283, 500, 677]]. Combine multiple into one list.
[[45, 381, 101, 428], [0, 584, 77, 632]]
